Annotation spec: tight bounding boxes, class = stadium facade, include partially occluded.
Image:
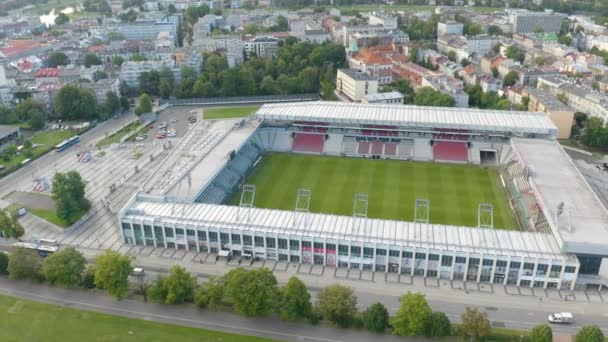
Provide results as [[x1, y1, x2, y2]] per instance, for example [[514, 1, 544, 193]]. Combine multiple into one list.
[[119, 102, 608, 291]]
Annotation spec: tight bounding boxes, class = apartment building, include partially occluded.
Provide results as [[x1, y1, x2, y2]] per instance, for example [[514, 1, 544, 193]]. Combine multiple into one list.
[[336, 69, 378, 102]]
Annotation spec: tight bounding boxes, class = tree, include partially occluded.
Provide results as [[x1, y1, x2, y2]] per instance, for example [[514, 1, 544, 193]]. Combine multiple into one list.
[[363, 302, 389, 333], [112, 55, 125, 66], [195, 276, 224, 310], [15, 99, 47, 130], [42, 247, 86, 288], [461, 58, 471, 67], [491, 67, 499, 78], [575, 325, 604, 342], [428, 312, 451, 337], [558, 35, 573, 46], [94, 250, 133, 300], [0, 209, 24, 239], [167, 3, 176, 13], [104, 91, 121, 113], [530, 324, 552, 342], [54, 12, 70, 25], [467, 23, 483, 36], [0, 251, 8, 275], [52, 171, 90, 225], [223, 268, 278, 317], [391, 292, 432, 336], [160, 265, 197, 304], [503, 71, 519, 87], [134, 93, 153, 116], [47, 52, 69, 67], [447, 51, 457, 62], [8, 248, 43, 281], [413, 87, 455, 107], [243, 23, 258, 35], [279, 276, 311, 321], [55, 85, 99, 120], [506, 45, 525, 63], [84, 53, 103, 68], [460, 307, 491, 340], [317, 284, 357, 328], [534, 56, 546, 66]]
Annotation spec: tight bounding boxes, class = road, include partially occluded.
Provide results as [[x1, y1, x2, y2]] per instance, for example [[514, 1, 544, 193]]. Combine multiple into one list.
[[0, 277, 426, 342]]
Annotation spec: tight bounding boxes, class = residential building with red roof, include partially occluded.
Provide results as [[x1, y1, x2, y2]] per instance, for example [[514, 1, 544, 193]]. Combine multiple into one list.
[[349, 46, 394, 85], [35, 68, 60, 86], [0, 40, 49, 62]]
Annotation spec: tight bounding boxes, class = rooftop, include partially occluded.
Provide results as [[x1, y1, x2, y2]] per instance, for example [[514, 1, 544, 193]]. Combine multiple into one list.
[[363, 91, 404, 102], [512, 138, 608, 255], [35, 68, 60, 77], [122, 194, 571, 262], [0, 40, 41, 58], [338, 68, 374, 81], [256, 102, 557, 136]]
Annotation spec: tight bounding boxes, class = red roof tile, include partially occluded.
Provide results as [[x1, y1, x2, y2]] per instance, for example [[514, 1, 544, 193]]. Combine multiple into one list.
[[36, 68, 60, 78], [0, 40, 41, 57]]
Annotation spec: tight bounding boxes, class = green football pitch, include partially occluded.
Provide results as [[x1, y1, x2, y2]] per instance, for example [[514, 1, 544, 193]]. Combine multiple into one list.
[[231, 153, 518, 230]]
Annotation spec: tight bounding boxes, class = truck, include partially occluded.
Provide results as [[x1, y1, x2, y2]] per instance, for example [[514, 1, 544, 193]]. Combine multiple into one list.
[[548, 312, 573, 324]]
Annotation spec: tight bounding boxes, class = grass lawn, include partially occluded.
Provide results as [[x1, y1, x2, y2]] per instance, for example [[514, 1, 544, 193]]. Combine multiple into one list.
[[31, 130, 74, 147], [0, 294, 277, 342], [26, 207, 75, 228], [96, 121, 141, 147], [203, 106, 260, 120], [231, 153, 517, 229]]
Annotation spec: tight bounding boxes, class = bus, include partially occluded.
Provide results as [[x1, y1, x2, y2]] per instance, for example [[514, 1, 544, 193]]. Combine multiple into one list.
[[55, 135, 80, 152], [13, 241, 60, 258]]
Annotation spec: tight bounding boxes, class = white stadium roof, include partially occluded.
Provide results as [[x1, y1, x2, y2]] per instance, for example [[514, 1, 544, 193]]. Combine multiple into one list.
[[512, 138, 608, 255], [255, 102, 557, 136], [123, 194, 572, 262]]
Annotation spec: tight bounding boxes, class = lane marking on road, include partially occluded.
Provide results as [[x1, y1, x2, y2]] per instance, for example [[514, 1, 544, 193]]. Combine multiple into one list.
[[0, 287, 342, 342]]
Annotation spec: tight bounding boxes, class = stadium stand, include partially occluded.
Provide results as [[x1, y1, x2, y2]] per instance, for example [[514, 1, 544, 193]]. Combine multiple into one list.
[[384, 142, 397, 156], [433, 141, 468, 162], [397, 142, 413, 159], [342, 137, 357, 155], [371, 140, 383, 155], [292, 133, 325, 154], [323, 134, 343, 155], [358, 141, 371, 155]]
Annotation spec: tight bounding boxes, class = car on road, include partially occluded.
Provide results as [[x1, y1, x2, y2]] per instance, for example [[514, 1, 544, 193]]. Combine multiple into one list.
[[548, 312, 573, 324]]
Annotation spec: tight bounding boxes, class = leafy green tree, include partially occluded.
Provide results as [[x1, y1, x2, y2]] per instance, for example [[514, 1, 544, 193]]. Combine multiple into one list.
[[54, 12, 70, 25], [167, 3, 176, 13], [317, 284, 357, 328], [80, 265, 96, 288], [460, 307, 491, 340], [580, 117, 607, 147], [223, 268, 279, 317], [84, 53, 103, 68], [503, 71, 519, 87], [8, 248, 43, 281], [279, 276, 311, 321], [52, 171, 90, 225], [15, 98, 47, 130], [0, 251, 8, 275], [534, 56, 546, 66], [413, 87, 455, 107], [195, 276, 224, 310], [112, 55, 125, 66], [467, 23, 483, 36], [243, 24, 258, 35], [391, 292, 432, 336], [575, 325, 604, 342], [149, 275, 168, 302], [94, 250, 133, 300], [0, 209, 24, 238], [108, 32, 125, 41], [134, 93, 153, 116], [104, 91, 121, 113], [42, 247, 86, 288], [363, 302, 389, 333], [428, 312, 451, 337], [491, 67, 499, 78], [530, 324, 552, 342], [47, 52, 70, 67], [506, 45, 525, 63], [55, 85, 99, 120], [558, 35, 573, 46], [164, 265, 197, 304], [447, 51, 457, 62]]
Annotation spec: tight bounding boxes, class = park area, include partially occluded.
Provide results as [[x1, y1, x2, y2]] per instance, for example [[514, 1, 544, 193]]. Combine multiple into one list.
[[0, 294, 275, 342], [231, 153, 517, 229]]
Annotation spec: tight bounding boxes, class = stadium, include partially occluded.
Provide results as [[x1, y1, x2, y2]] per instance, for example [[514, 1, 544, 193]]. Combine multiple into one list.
[[119, 102, 608, 291]]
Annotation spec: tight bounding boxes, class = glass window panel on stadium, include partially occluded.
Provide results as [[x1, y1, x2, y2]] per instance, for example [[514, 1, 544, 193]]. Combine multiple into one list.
[[120, 220, 580, 290]]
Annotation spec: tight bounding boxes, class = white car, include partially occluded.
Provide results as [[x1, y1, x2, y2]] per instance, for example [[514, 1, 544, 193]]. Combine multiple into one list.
[[548, 312, 573, 324]]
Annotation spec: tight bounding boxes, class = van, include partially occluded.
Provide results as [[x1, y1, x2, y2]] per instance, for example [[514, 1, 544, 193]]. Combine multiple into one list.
[[548, 312, 573, 324]]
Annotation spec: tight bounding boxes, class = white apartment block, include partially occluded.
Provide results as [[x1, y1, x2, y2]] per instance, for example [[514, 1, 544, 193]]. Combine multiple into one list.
[[368, 12, 398, 30], [508, 10, 566, 34], [336, 69, 378, 102], [438, 21, 464, 36]]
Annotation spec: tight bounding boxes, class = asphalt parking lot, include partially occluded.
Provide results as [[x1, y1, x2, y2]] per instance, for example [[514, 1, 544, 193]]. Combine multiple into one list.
[[136, 106, 200, 144]]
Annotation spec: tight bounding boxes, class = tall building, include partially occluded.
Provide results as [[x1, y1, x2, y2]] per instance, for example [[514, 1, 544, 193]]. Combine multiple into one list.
[[336, 69, 378, 102], [106, 16, 180, 46], [508, 10, 566, 34]]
